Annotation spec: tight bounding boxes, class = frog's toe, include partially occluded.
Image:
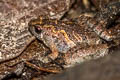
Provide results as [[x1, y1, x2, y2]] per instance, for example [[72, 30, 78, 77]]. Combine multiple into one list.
[[48, 54, 57, 61], [41, 56, 52, 63], [41, 54, 57, 63]]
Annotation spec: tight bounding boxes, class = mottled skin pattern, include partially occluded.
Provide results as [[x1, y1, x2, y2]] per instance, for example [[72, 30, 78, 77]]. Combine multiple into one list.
[[28, 17, 103, 60], [28, 2, 120, 64]]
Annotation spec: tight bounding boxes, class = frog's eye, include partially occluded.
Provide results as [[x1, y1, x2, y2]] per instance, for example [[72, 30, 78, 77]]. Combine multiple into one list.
[[35, 26, 42, 34]]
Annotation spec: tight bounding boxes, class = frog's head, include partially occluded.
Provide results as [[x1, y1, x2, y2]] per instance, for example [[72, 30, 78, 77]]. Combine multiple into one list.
[[28, 18, 76, 53], [28, 20, 55, 40]]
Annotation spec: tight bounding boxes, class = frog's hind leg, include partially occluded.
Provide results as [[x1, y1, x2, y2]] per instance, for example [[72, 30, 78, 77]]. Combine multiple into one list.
[[90, 23, 120, 42], [87, 1, 120, 41], [108, 24, 120, 45]]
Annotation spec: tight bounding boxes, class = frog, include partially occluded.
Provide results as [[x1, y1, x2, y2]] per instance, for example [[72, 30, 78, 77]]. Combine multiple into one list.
[[28, 17, 101, 61], [28, 1, 120, 64]]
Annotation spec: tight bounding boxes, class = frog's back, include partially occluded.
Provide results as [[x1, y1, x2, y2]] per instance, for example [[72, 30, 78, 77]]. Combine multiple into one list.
[[29, 16, 103, 46], [50, 18, 103, 46]]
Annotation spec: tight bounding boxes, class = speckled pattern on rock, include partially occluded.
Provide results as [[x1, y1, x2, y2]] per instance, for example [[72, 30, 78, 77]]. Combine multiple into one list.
[[0, 0, 74, 79], [0, 0, 74, 63]]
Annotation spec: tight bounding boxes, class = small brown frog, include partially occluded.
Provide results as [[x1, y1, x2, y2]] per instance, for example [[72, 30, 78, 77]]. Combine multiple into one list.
[[28, 17, 102, 61], [28, 2, 120, 64]]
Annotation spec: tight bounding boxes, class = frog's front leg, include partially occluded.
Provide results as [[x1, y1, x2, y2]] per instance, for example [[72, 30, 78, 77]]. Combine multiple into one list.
[[87, 1, 120, 41], [48, 29, 76, 60], [45, 42, 59, 60]]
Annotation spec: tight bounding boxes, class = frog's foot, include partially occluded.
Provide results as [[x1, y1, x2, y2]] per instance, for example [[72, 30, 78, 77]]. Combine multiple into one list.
[[46, 50, 59, 62], [42, 48, 59, 63], [42, 55, 58, 63]]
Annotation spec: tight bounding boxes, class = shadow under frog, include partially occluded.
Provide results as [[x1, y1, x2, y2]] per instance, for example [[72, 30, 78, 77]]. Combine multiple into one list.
[[29, 1, 120, 67]]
